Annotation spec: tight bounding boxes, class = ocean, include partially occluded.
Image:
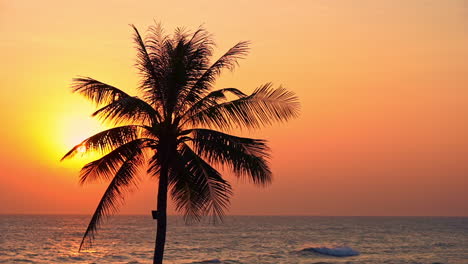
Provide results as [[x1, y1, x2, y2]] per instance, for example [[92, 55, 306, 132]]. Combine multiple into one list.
[[1, 215, 467, 264]]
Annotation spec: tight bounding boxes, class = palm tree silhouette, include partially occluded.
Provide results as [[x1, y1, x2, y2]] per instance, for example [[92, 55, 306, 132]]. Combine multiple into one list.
[[62, 23, 300, 264]]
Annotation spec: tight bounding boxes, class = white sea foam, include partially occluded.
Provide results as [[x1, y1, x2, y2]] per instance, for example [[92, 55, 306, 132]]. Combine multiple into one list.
[[301, 245, 359, 257]]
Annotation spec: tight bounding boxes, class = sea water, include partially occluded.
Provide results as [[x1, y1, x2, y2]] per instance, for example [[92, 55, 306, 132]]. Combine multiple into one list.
[[1, 215, 467, 263]]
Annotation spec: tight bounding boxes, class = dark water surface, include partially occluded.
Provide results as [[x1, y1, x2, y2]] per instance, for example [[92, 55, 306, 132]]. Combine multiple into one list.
[[1, 215, 467, 263]]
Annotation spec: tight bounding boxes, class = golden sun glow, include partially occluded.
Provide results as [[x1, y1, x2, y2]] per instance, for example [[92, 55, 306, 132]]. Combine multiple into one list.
[[76, 144, 87, 154], [27, 107, 107, 169], [1, 0, 467, 217]]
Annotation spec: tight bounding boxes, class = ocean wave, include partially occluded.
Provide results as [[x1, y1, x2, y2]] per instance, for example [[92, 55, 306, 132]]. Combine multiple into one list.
[[191, 259, 222, 263], [190, 260, 242, 264], [9, 259, 34, 263], [432, 242, 455, 248], [299, 245, 359, 257]]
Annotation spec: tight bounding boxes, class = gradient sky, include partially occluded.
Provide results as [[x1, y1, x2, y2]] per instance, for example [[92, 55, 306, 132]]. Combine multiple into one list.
[[1, 0, 467, 216]]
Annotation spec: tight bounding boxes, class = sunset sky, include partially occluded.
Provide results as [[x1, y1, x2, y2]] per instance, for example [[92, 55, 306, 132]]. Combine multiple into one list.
[[1, 0, 467, 216]]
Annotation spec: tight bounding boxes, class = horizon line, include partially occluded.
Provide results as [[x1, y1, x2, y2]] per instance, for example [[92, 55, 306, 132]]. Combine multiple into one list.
[[1, 213, 467, 217]]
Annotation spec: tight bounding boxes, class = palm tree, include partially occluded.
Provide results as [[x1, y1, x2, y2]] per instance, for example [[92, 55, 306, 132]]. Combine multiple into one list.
[[62, 23, 300, 264]]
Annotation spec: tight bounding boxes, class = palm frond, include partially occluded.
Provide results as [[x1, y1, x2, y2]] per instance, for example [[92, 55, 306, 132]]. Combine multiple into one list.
[[157, 26, 215, 118], [178, 88, 246, 123], [78, 150, 145, 251], [61, 125, 146, 161], [71, 77, 129, 106], [163, 33, 193, 116], [131, 24, 165, 111], [78, 138, 154, 184], [171, 143, 232, 223], [145, 22, 169, 77], [185, 83, 300, 130], [146, 151, 161, 178], [92, 96, 161, 126], [172, 27, 214, 113], [188, 129, 271, 185], [179, 41, 250, 108]]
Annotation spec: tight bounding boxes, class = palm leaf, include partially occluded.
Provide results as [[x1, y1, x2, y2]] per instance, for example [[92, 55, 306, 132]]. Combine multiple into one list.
[[171, 143, 232, 223], [177, 88, 246, 123], [61, 125, 146, 161], [172, 27, 214, 113], [131, 24, 165, 111], [92, 96, 161, 126], [185, 83, 300, 130], [179, 41, 250, 108], [188, 129, 271, 185], [155, 27, 215, 117], [146, 151, 161, 178], [72, 77, 129, 106], [78, 150, 145, 251], [78, 138, 154, 184]]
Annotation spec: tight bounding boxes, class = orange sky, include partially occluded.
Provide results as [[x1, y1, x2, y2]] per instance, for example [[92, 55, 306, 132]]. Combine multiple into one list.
[[1, 0, 467, 216]]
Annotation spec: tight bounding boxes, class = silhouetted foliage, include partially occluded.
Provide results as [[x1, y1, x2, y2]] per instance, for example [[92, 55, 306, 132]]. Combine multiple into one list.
[[63, 23, 300, 263]]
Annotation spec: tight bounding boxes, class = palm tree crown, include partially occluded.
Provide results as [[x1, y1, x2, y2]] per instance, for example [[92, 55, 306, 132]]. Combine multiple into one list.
[[62, 23, 300, 260]]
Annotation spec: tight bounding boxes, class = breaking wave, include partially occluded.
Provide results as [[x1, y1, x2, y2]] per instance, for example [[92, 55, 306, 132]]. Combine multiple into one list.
[[300, 245, 359, 257]]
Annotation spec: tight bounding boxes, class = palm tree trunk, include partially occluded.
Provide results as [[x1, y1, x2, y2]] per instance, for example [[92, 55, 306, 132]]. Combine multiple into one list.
[[153, 165, 168, 264]]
